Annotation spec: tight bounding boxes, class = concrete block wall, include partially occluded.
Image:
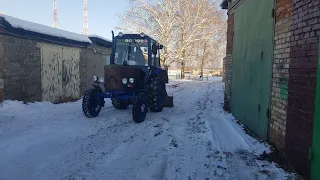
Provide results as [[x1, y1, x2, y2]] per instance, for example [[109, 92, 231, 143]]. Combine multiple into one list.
[[86, 44, 111, 90], [269, 0, 293, 155], [0, 41, 4, 102], [223, 13, 234, 112], [0, 33, 42, 102], [80, 49, 88, 96], [0, 27, 4, 102]]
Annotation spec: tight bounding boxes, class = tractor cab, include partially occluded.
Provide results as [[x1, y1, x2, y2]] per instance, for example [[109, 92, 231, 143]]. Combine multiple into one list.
[[111, 32, 163, 69]]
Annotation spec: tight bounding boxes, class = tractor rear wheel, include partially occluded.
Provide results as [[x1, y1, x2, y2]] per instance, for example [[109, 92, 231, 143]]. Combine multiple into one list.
[[147, 77, 166, 112], [111, 98, 129, 109], [82, 88, 102, 118], [132, 91, 148, 123]]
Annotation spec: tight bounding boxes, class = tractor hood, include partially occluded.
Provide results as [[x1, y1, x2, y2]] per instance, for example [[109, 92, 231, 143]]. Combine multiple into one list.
[[104, 64, 145, 91]]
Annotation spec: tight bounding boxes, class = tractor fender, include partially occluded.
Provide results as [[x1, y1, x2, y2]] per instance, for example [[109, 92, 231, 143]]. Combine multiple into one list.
[[151, 68, 168, 84], [92, 84, 105, 106], [92, 84, 104, 93], [151, 68, 163, 75], [136, 89, 148, 93]]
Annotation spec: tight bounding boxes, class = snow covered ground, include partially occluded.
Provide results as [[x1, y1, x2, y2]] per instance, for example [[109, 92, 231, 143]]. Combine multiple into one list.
[[0, 78, 294, 180]]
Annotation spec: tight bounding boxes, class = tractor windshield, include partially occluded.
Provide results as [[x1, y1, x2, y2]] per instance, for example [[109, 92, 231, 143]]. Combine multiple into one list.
[[114, 38, 149, 66]]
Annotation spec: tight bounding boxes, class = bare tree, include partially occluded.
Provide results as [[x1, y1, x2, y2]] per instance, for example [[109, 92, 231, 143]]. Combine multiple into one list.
[[117, 0, 227, 79], [184, 1, 227, 79], [117, 0, 178, 69]]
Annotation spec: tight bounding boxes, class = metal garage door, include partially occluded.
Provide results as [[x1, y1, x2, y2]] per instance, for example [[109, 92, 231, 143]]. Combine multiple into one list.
[[311, 41, 320, 180], [231, 0, 274, 140], [40, 43, 80, 103]]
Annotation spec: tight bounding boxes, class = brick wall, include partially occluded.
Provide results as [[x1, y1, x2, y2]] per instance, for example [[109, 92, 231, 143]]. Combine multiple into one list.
[[224, 13, 234, 111], [223, 55, 232, 111], [226, 14, 234, 55], [269, 0, 293, 156], [285, 0, 320, 178], [0, 33, 42, 102]]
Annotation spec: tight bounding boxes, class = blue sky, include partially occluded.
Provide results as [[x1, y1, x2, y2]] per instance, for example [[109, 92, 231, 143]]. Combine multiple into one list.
[[0, 0, 129, 39]]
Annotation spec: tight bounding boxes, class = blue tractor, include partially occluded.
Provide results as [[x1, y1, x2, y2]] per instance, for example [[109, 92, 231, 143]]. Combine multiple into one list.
[[82, 32, 174, 123]]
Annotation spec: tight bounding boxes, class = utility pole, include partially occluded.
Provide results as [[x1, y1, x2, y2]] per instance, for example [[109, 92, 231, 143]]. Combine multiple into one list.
[[82, 0, 88, 35], [53, 0, 58, 28]]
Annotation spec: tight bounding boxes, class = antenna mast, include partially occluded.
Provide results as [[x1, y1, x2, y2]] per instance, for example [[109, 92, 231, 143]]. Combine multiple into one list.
[[53, 0, 58, 28], [83, 0, 88, 35]]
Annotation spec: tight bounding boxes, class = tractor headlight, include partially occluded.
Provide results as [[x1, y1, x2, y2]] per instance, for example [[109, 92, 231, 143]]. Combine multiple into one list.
[[93, 76, 98, 81], [98, 77, 104, 83], [122, 78, 128, 84], [129, 78, 135, 83]]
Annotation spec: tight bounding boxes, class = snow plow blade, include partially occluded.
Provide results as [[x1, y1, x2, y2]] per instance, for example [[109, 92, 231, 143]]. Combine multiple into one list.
[[164, 95, 174, 107]]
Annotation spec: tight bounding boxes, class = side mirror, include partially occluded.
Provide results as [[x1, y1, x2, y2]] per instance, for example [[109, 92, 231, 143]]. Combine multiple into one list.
[[159, 45, 164, 49]]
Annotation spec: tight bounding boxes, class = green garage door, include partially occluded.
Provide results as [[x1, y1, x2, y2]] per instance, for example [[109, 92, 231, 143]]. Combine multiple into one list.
[[311, 42, 320, 180], [231, 0, 274, 140]]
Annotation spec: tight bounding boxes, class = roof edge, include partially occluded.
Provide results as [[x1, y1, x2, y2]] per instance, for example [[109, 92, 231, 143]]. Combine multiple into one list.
[[0, 14, 92, 44]]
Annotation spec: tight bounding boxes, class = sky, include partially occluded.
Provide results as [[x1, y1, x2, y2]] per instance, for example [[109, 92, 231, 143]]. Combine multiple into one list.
[[0, 0, 129, 39]]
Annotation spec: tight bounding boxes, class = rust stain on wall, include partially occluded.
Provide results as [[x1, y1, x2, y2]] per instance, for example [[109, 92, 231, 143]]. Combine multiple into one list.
[[39, 43, 63, 102], [62, 48, 80, 99], [38, 43, 80, 102]]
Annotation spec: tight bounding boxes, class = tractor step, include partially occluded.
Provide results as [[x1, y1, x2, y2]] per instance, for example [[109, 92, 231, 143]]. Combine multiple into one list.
[[164, 95, 174, 107]]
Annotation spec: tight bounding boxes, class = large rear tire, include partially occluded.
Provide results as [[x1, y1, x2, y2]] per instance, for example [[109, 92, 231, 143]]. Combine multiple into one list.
[[111, 98, 129, 109], [82, 88, 102, 118], [132, 91, 148, 123], [147, 77, 166, 112]]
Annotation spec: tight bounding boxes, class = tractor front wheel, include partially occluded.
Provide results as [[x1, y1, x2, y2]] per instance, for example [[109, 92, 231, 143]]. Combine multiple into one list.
[[82, 88, 102, 118], [132, 91, 148, 123], [147, 77, 166, 112], [111, 98, 129, 109]]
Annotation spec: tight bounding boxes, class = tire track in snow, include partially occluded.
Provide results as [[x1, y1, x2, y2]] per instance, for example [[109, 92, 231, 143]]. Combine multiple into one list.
[[0, 79, 292, 180], [73, 81, 196, 180], [58, 114, 158, 180], [161, 80, 228, 180], [194, 82, 230, 179], [202, 82, 262, 179]]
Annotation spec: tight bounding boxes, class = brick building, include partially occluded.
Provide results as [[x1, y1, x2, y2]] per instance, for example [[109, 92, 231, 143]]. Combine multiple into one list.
[[221, 0, 320, 179], [0, 14, 111, 103]]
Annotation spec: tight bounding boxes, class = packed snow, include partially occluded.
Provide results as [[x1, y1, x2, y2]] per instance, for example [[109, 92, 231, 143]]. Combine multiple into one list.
[[0, 78, 295, 180], [0, 14, 92, 43], [88, 34, 112, 43]]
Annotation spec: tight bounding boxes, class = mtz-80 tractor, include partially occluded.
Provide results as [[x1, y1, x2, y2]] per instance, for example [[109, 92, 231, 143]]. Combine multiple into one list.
[[82, 31, 173, 123]]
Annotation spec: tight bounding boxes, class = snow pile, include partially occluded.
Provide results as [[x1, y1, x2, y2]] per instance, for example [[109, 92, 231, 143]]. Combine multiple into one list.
[[0, 14, 92, 43], [88, 34, 112, 43]]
